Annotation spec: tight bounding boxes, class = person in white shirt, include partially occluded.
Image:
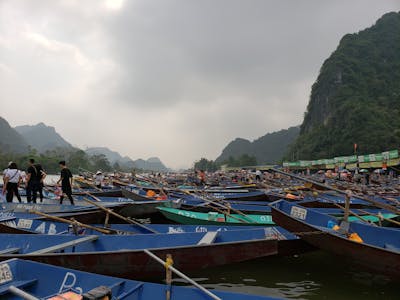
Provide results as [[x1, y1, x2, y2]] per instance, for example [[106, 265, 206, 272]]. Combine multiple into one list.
[[255, 170, 262, 182], [2, 162, 23, 203], [94, 171, 104, 188]]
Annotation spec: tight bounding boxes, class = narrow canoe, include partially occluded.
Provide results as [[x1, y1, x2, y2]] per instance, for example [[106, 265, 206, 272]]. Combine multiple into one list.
[[157, 207, 274, 226]]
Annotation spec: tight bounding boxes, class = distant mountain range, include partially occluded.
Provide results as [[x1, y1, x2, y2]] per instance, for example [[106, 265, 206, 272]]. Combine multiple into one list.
[[215, 126, 300, 164], [0, 116, 168, 171], [85, 147, 168, 171], [15, 123, 73, 152]]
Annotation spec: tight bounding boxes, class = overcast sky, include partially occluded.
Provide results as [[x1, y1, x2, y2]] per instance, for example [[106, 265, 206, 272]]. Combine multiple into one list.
[[1, 1, 399, 169]]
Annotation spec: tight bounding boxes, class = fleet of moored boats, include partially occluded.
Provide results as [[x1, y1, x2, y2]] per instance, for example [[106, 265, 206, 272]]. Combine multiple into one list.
[[0, 168, 399, 299]]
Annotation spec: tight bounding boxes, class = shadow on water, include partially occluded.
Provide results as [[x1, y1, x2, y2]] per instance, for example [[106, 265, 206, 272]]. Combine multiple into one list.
[[171, 250, 399, 299]]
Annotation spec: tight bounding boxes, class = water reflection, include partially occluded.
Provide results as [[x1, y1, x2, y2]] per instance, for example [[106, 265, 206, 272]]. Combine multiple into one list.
[[171, 250, 399, 299]]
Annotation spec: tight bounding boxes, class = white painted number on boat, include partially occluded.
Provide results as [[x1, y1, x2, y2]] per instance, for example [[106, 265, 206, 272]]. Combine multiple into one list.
[[290, 206, 307, 220], [17, 218, 33, 229], [0, 263, 13, 284]]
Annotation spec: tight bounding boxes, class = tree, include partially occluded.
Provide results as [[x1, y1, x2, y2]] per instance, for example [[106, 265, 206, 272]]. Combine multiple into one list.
[[194, 158, 219, 172]]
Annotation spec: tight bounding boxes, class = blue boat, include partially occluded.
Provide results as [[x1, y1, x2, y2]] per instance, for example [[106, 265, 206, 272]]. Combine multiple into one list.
[[0, 229, 279, 279], [0, 258, 279, 299], [271, 200, 400, 280]]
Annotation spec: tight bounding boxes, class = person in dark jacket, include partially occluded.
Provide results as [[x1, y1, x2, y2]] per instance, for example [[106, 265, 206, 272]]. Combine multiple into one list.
[[57, 161, 75, 205]]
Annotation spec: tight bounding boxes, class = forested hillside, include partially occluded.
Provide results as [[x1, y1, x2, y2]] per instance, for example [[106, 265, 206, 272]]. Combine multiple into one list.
[[216, 126, 300, 164], [287, 12, 400, 160]]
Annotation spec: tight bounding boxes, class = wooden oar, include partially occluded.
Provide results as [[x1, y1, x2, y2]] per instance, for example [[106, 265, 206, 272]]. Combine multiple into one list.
[[81, 196, 159, 234], [305, 192, 377, 226], [199, 195, 256, 223], [272, 168, 400, 215], [74, 177, 102, 191], [175, 182, 257, 223], [29, 210, 115, 234], [136, 175, 168, 198], [356, 208, 400, 226]]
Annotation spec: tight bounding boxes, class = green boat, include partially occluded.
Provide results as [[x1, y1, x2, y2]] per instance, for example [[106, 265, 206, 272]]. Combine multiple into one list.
[[157, 207, 397, 226], [157, 207, 274, 226]]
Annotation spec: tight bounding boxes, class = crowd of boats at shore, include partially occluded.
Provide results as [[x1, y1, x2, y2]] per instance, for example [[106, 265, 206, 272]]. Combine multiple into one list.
[[0, 168, 399, 299]]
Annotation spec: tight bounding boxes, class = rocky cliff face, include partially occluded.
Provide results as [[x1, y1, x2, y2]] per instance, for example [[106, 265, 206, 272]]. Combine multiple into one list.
[[287, 12, 400, 159], [15, 122, 73, 152], [0, 117, 28, 153]]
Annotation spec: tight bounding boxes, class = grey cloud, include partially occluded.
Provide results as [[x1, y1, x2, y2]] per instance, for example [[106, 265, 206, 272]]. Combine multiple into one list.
[[1, 0, 399, 168]]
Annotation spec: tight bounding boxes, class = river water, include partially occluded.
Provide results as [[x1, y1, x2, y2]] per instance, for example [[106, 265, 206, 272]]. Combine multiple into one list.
[[173, 250, 399, 299]]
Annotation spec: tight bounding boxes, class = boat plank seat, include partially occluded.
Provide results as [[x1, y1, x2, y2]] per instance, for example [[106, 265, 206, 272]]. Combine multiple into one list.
[[0, 248, 21, 255], [197, 231, 218, 245], [0, 279, 37, 296], [27, 235, 99, 255]]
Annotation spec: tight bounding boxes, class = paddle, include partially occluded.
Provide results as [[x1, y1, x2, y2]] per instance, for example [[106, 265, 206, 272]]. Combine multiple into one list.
[[81, 196, 159, 234], [271, 168, 400, 215], [74, 177, 102, 191], [305, 192, 378, 226], [197, 194, 256, 224], [356, 208, 400, 227], [135, 175, 168, 199], [30, 210, 116, 234]]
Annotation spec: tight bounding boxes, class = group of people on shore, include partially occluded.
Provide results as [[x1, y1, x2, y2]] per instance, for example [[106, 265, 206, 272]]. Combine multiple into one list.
[[1, 159, 74, 205]]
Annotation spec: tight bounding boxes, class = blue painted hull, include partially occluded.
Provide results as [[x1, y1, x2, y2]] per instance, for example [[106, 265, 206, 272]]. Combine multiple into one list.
[[0, 230, 279, 278], [0, 258, 279, 299]]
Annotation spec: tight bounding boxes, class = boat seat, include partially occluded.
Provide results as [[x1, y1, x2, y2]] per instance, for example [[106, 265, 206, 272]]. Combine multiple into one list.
[[197, 231, 218, 245], [0, 279, 37, 296], [385, 243, 400, 253], [27, 235, 98, 254], [0, 247, 20, 255]]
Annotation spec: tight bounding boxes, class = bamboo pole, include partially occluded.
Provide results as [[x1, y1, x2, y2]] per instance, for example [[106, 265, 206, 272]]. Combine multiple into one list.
[[271, 168, 400, 214], [29, 210, 114, 234], [81, 196, 159, 234], [357, 208, 400, 226]]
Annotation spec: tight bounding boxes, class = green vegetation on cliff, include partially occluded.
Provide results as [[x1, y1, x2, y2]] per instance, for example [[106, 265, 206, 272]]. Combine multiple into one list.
[[287, 12, 400, 160]]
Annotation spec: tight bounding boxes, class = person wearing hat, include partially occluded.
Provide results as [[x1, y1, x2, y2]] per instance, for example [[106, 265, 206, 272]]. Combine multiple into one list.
[[94, 171, 104, 188]]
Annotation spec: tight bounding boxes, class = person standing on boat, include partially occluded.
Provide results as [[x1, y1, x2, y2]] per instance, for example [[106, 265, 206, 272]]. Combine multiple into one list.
[[255, 170, 262, 182], [2, 162, 23, 203], [26, 158, 45, 203], [94, 171, 104, 188], [57, 161, 75, 205]]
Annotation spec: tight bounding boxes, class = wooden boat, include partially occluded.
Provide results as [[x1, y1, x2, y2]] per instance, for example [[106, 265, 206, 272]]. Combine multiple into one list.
[[0, 258, 278, 300], [157, 207, 274, 226], [73, 195, 171, 219], [0, 202, 123, 214], [0, 216, 315, 257], [271, 200, 400, 280], [121, 187, 156, 201], [0, 229, 279, 279]]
